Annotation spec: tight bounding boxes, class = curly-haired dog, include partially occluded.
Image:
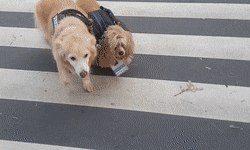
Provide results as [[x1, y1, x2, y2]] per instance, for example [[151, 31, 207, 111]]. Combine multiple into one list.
[[35, 0, 97, 92], [76, 0, 134, 68]]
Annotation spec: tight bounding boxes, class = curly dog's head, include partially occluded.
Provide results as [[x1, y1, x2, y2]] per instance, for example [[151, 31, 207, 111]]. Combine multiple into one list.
[[102, 23, 134, 65]]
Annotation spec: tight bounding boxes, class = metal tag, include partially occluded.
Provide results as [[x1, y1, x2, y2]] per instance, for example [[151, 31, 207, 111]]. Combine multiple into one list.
[[111, 61, 129, 76]]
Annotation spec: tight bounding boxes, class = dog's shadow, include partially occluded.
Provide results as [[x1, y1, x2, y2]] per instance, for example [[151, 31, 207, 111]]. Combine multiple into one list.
[[66, 72, 127, 103]]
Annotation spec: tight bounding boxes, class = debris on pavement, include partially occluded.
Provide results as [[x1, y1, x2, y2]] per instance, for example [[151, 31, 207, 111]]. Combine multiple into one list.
[[229, 125, 243, 130], [205, 67, 211, 70], [174, 80, 203, 96]]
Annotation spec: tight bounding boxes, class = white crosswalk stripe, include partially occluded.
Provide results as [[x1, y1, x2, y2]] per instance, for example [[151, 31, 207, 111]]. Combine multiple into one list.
[[1, 140, 93, 150], [1, 68, 250, 122], [2, 27, 250, 60], [1, 0, 250, 20], [1, 0, 250, 149]]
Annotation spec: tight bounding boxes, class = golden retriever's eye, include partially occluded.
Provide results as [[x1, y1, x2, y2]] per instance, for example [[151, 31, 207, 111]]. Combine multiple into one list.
[[70, 56, 76, 61], [84, 54, 88, 58]]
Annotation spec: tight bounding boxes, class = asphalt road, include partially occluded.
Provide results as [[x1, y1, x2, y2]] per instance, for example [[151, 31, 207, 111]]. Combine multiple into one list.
[[0, 0, 250, 150]]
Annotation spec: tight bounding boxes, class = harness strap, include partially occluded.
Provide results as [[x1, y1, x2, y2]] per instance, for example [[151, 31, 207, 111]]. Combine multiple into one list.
[[52, 9, 92, 34], [88, 6, 129, 45]]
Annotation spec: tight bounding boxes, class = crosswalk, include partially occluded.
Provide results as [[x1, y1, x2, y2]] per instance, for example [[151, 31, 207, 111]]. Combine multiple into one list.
[[1, 0, 250, 149], [2, 27, 250, 60]]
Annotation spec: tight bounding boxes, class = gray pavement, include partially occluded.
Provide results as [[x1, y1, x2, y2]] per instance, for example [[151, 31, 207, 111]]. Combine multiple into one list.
[[0, 0, 250, 150]]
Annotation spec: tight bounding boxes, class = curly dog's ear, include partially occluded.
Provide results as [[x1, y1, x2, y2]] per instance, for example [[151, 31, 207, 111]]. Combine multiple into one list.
[[126, 31, 134, 54], [100, 33, 111, 52], [95, 36, 116, 67], [99, 35, 111, 57]]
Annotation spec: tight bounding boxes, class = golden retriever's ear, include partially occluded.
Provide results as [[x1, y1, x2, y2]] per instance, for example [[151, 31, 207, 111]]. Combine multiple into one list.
[[90, 36, 96, 46], [53, 39, 66, 59]]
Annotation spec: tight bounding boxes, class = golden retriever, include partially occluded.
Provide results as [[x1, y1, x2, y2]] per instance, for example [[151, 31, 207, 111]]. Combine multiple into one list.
[[35, 0, 97, 92], [76, 0, 134, 68]]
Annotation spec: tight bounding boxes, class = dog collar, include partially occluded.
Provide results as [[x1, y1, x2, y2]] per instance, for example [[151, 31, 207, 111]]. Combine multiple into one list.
[[88, 6, 129, 45], [52, 9, 92, 34]]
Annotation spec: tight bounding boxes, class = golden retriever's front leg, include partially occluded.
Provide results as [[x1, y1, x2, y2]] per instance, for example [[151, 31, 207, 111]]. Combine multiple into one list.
[[82, 74, 93, 92], [56, 60, 71, 86]]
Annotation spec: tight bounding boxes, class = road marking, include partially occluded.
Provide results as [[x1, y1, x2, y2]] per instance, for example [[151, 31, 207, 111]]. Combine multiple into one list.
[[1, 68, 250, 122], [0, 0, 250, 20], [100, 2, 250, 20], [0, 140, 93, 150], [0, 27, 49, 49], [1, 27, 250, 61]]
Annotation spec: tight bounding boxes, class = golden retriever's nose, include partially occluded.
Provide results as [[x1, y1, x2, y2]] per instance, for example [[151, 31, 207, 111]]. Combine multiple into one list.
[[79, 71, 88, 78]]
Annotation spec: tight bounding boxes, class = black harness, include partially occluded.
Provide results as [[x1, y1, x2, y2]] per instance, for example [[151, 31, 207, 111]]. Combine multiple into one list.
[[88, 6, 129, 45], [52, 9, 92, 34]]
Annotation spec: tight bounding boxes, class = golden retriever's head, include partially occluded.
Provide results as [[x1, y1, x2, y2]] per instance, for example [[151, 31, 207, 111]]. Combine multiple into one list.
[[55, 33, 97, 78], [103, 23, 134, 64]]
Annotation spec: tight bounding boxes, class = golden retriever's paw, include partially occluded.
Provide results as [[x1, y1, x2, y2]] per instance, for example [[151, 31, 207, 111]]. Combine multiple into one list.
[[83, 82, 94, 92], [59, 74, 71, 87], [62, 78, 71, 87], [63, 81, 70, 87]]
